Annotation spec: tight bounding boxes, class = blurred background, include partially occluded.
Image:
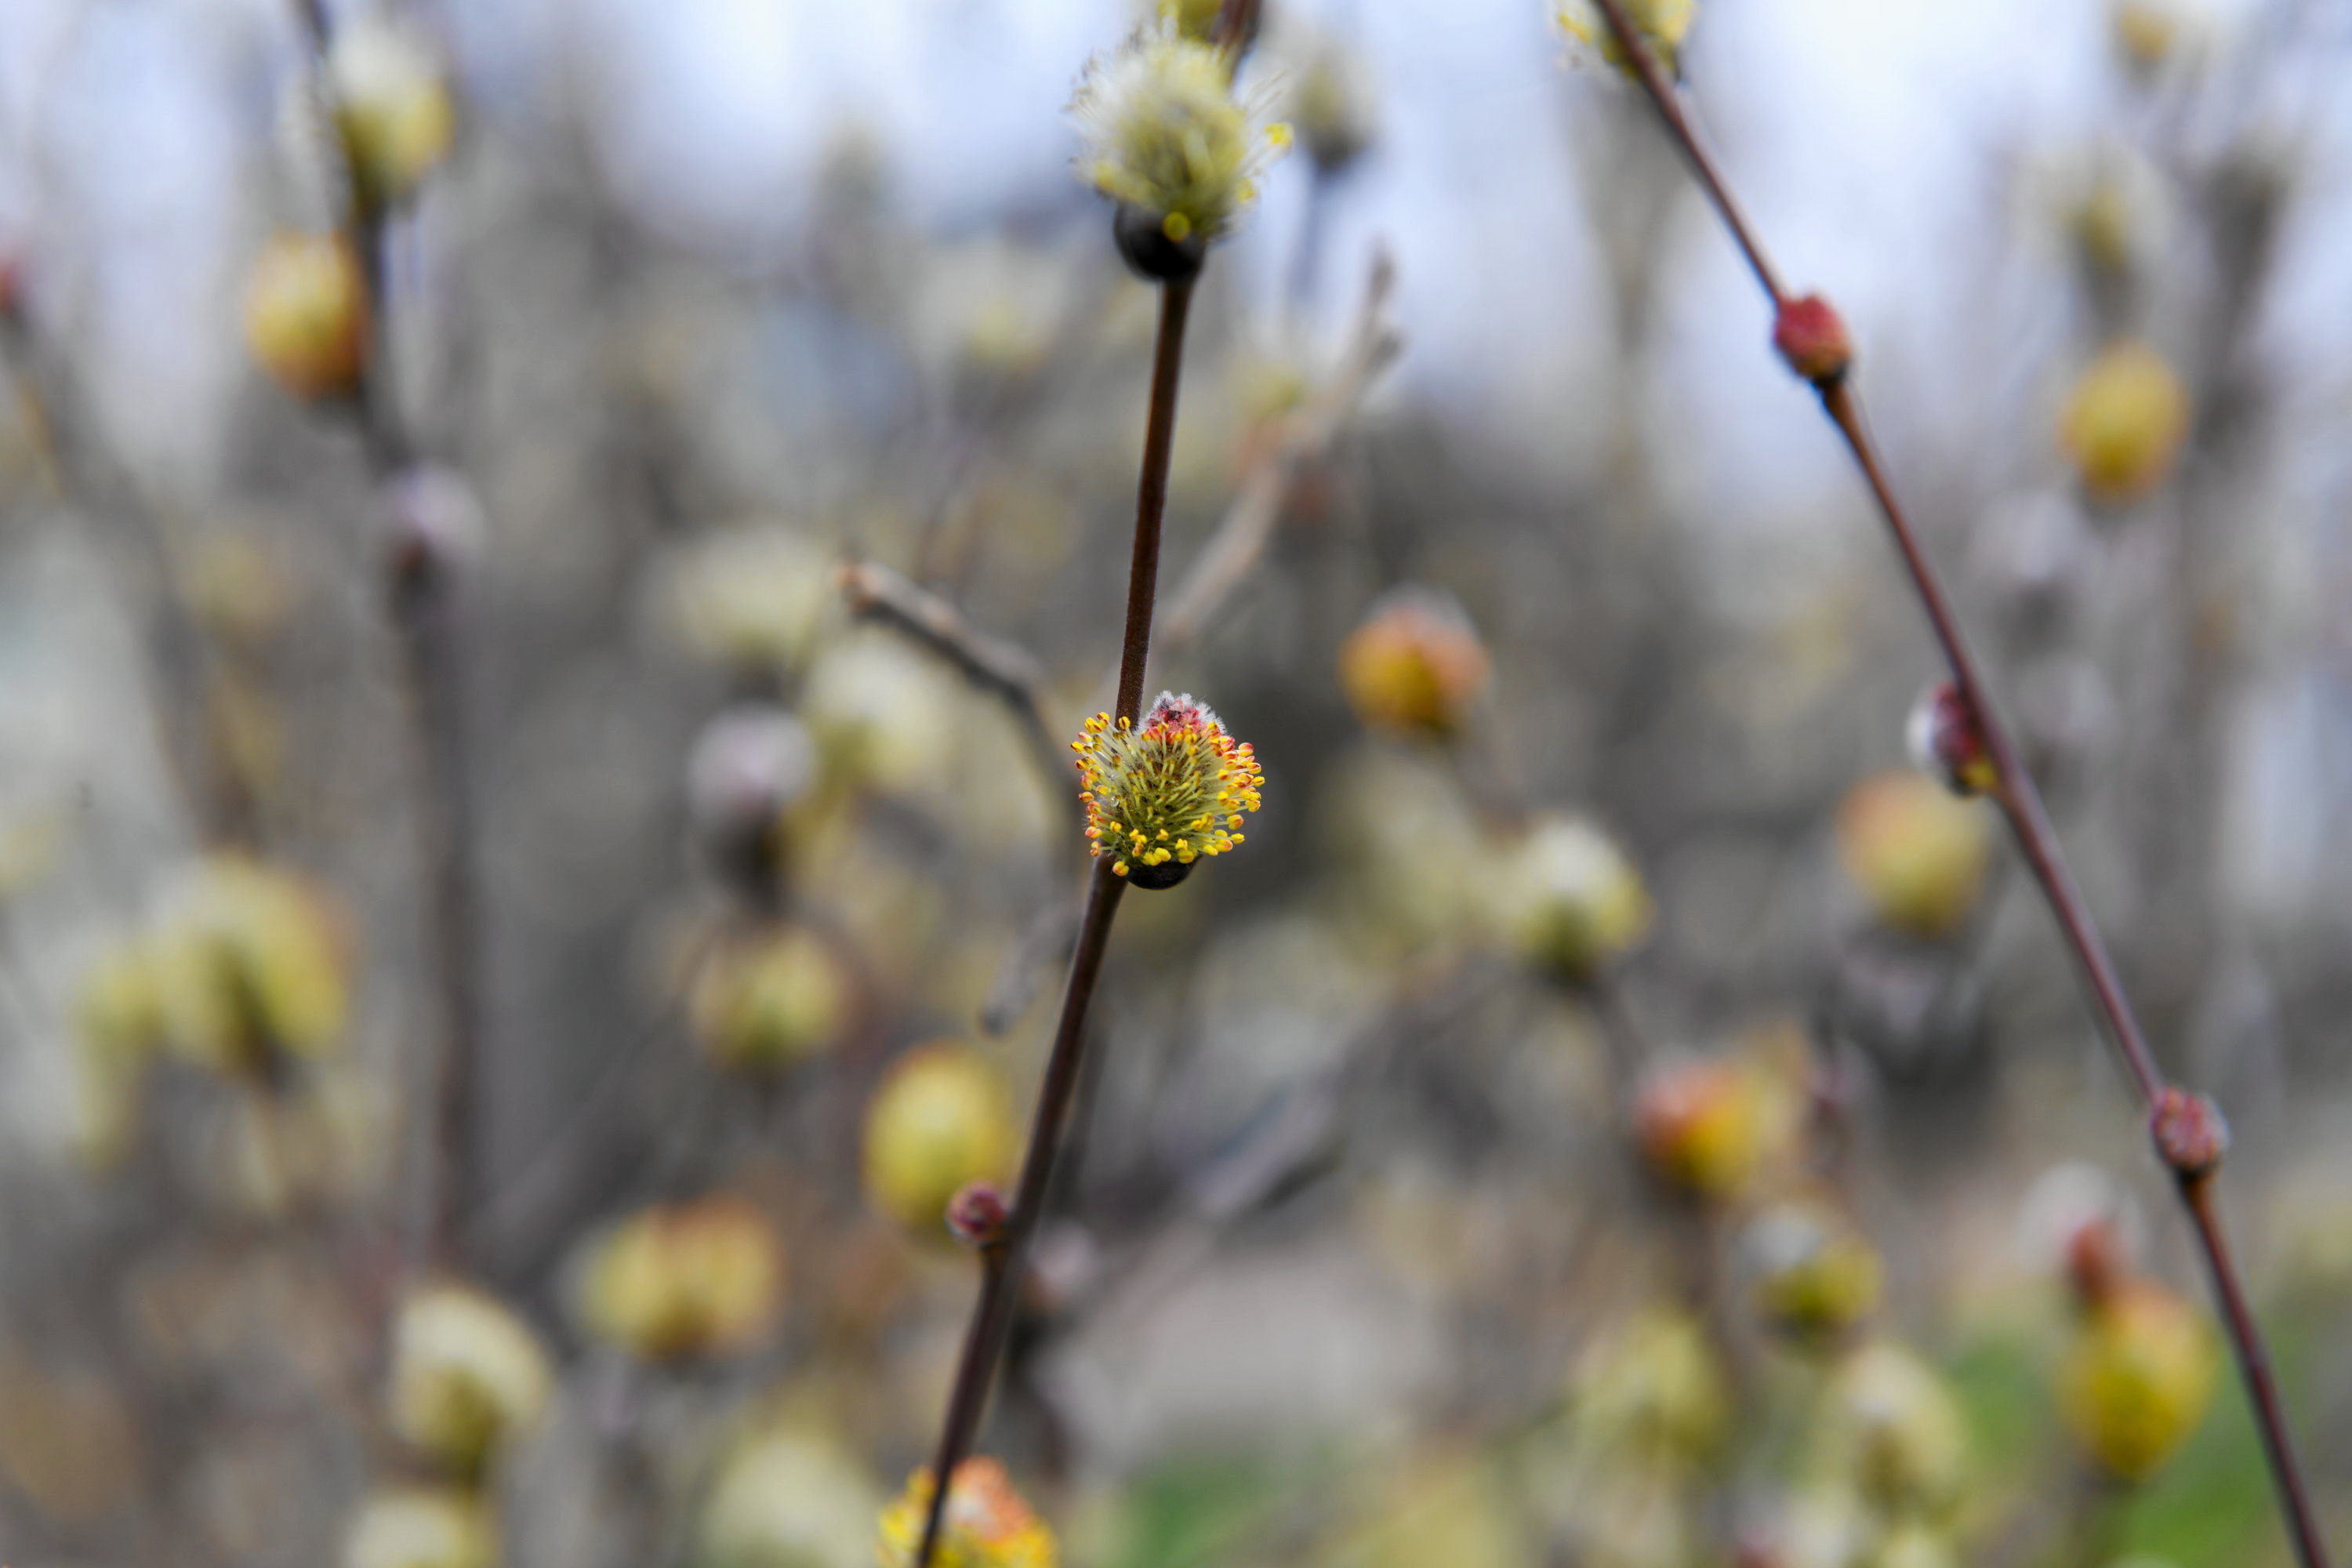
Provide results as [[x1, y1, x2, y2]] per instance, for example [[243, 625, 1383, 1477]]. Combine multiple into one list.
[[1, 0, 2350, 1563]]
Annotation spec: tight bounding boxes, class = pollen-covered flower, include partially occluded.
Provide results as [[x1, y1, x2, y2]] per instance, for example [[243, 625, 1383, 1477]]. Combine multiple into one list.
[[1556, 0, 1697, 77], [1073, 692, 1263, 889], [1069, 28, 1290, 259], [876, 1458, 1056, 1568]]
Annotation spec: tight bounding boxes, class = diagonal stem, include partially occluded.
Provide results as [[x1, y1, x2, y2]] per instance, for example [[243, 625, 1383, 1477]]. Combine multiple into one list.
[[912, 274, 1195, 1567], [1585, 3, 2328, 1561]]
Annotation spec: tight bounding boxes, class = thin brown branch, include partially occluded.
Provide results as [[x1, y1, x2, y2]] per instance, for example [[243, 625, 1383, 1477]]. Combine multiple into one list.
[[290, 0, 482, 1271], [1585, 2, 2327, 1560], [0, 321, 261, 846], [912, 275, 1197, 1567], [1157, 252, 1401, 652], [837, 558, 1084, 843]]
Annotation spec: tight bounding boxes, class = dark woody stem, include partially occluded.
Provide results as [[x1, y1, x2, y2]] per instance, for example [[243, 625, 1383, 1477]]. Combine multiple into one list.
[[1585, 4, 2326, 1561], [912, 274, 1194, 1568]]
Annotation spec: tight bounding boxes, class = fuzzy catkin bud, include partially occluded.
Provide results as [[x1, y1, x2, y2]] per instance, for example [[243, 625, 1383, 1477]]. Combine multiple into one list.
[[1338, 588, 1490, 738], [244, 232, 370, 402], [1744, 1203, 1883, 1347], [1813, 1341, 1970, 1521], [1070, 27, 1290, 267], [686, 924, 851, 1072], [579, 1194, 787, 1361], [2060, 1280, 2218, 1483], [1494, 814, 1652, 981], [2058, 339, 2190, 506], [387, 1282, 553, 1475], [1555, 0, 1697, 78], [862, 1044, 1018, 1235], [875, 1457, 1057, 1568], [1632, 1056, 1773, 1202], [1834, 771, 1994, 940], [326, 16, 456, 214], [343, 1488, 496, 1568]]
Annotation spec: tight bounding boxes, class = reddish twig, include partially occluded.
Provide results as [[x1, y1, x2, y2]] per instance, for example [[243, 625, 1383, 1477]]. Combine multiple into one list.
[[1585, 4, 2327, 1562], [911, 274, 1196, 1568]]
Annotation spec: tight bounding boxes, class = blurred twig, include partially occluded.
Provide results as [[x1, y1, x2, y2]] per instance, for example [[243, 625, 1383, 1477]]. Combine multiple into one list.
[[1156, 249, 1403, 653], [837, 557, 1085, 844], [289, 0, 485, 1274], [1587, 5, 2328, 1561], [0, 319, 260, 846]]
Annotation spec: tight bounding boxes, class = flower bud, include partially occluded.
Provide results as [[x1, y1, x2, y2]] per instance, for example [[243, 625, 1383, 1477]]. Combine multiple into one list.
[[2149, 1085, 2227, 1178], [1813, 1341, 1969, 1523], [1744, 1203, 1883, 1348], [2060, 1279, 2218, 1483], [244, 232, 369, 402], [1555, 0, 1698, 78], [1073, 692, 1263, 888], [387, 1282, 553, 1475], [687, 924, 853, 1073], [343, 1489, 494, 1568], [862, 1044, 1018, 1236], [699, 1428, 883, 1568], [1287, 34, 1378, 175], [666, 525, 836, 678], [875, 1457, 1056, 1568], [1773, 294, 1852, 385], [802, 630, 958, 796], [1337, 588, 1490, 738], [946, 1180, 1012, 1250], [1570, 1308, 1730, 1463], [2111, 0, 2184, 75], [154, 855, 352, 1073], [1834, 771, 1994, 940], [1071, 26, 1290, 270], [383, 465, 486, 593], [1493, 813, 1652, 982], [1632, 1055, 1774, 1202], [579, 1194, 786, 1362], [326, 16, 456, 214], [2058, 340, 2190, 506], [1904, 684, 1996, 798]]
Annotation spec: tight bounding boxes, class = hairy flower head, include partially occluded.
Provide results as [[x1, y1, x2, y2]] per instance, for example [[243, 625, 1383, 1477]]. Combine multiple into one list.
[[1556, 0, 1697, 77], [1073, 692, 1263, 888], [388, 1281, 553, 1475], [876, 1458, 1055, 1568], [1070, 27, 1290, 248]]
